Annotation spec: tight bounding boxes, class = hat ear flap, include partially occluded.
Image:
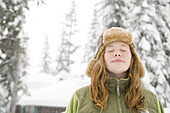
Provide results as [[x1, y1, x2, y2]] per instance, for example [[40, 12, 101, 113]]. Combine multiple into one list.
[[86, 59, 98, 77], [138, 61, 145, 78], [129, 44, 145, 78]]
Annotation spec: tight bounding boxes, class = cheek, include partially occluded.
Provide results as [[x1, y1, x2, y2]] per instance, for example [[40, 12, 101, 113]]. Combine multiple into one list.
[[125, 53, 132, 64], [104, 54, 108, 63], [104, 53, 111, 62], [104, 54, 110, 66]]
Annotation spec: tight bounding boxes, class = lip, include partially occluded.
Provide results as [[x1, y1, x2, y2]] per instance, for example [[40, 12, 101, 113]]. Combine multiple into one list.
[[112, 59, 124, 63]]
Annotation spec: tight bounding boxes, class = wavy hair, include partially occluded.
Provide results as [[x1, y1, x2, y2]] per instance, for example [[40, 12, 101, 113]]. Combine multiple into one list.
[[89, 44, 146, 113]]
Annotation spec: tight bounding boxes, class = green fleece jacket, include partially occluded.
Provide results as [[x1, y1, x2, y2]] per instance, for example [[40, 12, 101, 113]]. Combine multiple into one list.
[[66, 78, 164, 113]]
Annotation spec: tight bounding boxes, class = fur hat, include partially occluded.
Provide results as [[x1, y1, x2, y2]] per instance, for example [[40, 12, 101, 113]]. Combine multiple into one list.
[[86, 27, 144, 78], [97, 27, 133, 49]]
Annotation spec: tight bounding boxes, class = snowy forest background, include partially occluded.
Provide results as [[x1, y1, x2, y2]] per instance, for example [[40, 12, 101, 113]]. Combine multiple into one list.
[[0, 0, 170, 113]]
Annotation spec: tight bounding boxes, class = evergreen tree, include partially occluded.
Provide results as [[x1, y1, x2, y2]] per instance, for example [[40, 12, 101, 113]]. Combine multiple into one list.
[[123, 0, 170, 107], [56, 0, 79, 75], [41, 36, 53, 74], [0, 0, 41, 112], [83, 9, 100, 63], [101, 0, 128, 29], [83, 0, 127, 63], [17, 36, 29, 99], [0, 38, 20, 113], [92, 0, 170, 107], [56, 30, 71, 73], [154, 0, 170, 85]]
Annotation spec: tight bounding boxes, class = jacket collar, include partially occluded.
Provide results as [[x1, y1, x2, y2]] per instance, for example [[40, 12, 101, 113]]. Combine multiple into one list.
[[106, 77, 129, 93]]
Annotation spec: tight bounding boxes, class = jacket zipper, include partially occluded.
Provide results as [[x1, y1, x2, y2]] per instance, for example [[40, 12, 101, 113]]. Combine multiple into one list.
[[117, 79, 122, 113]]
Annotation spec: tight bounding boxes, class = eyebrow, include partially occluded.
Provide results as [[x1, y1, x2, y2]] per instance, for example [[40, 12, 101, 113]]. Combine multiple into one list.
[[107, 44, 128, 48]]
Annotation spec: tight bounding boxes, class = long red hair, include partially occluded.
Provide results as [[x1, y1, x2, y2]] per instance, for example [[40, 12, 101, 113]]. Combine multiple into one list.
[[89, 44, 146, 113]]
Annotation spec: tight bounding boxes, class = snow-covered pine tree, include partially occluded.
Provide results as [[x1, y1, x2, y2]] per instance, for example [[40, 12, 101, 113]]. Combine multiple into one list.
[[0, 1, 28, 113], [55, 0, 79, 75], [17, 36, 29, 101], [83, 0, 128, 63], [0, 38, 20, 113], [154, 0, 170, 107], [91, 0, 170, 107], [0, 38, 29, 113], [0, 0, 40, 112], [154, 0, 170, 85], [83, 9, 101, 63], [55, 30, 71, 74], [100, 0, 129, 30], [40, 36, 53, 74], [125, 0, 170, 107]]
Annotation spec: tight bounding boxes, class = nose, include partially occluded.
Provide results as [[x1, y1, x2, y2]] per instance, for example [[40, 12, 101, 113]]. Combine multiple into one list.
[[114, 53, 121, 57], [114, 51, 121, 57]]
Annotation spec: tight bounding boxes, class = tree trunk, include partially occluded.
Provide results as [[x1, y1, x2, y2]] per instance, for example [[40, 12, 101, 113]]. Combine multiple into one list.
[[9, 55, 18, 113], [9, 80, 18, 113]]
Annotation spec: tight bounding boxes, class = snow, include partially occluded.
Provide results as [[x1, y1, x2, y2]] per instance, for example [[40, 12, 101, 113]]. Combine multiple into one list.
[[16, 0, 170, 112], [165, 108, 170, 113], [139, 37, 151, 51], [17, 73, 170, 112], [17, 73, 91, 107], [18, 0, 94, 108], [0, 2, 6, 9]]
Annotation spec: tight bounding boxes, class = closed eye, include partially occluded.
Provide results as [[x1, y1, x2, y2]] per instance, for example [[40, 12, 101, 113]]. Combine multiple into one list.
[[108, 50, 114, 52], [121, 49, 126, 52], [106, 48, 114, 52]]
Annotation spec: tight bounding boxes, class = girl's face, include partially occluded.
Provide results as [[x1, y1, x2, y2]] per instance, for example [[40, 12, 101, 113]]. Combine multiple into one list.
[[104, 41, 132, 79]]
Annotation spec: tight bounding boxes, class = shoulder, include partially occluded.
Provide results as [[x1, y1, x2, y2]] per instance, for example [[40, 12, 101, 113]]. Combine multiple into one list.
[[75, 86, 90, 98], [74, 86, 92, 109], [141, 88, 159, 112], [141, 88, 158, 103], [141, 88, 157, 98], [142, 88, 156, 96]]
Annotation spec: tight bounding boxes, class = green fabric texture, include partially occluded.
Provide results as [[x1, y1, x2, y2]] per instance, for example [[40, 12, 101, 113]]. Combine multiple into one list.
[[157, 97, 164, 113], [66, 93, 79, 113], [65, 78, 164, 113]]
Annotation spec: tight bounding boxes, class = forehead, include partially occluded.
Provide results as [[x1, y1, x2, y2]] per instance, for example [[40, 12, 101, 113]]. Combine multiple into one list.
[[106, 41, 129, 48]]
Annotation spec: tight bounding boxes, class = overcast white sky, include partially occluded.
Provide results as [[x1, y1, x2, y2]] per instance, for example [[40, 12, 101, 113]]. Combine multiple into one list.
[[23, 0, 98, 76]]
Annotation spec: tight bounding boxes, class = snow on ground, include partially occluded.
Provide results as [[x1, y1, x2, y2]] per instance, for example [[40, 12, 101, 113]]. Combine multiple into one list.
[[17, 73, 91, 107], [164, 108, 170, 113], [17, 73, 170, 112]]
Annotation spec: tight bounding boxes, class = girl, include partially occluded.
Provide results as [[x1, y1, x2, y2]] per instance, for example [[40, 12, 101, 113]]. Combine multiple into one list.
[[65, 27, 164, 113]]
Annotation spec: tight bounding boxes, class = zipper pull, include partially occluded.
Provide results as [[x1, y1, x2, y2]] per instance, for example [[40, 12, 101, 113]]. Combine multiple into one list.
[[117, 79, 120, 96]]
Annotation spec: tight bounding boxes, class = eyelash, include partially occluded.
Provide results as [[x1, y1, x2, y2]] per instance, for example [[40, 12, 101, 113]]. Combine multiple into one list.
[[121, 49, 126, 52], [107, 50, 114, 52], [107, 49, 126, 52]]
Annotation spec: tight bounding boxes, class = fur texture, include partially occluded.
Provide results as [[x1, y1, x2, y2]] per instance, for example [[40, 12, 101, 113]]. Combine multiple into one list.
[[103, 27, 133, 46], [86, 27, 135, 78]]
